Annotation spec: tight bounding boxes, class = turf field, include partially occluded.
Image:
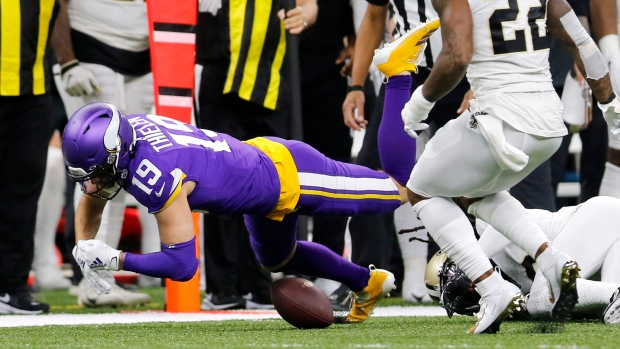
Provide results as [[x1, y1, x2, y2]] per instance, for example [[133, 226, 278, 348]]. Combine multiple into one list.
[[2, 287, 619, 349]]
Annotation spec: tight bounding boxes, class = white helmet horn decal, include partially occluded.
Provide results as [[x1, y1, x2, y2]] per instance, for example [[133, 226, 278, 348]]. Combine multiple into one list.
[[103, 103, 121, 153]]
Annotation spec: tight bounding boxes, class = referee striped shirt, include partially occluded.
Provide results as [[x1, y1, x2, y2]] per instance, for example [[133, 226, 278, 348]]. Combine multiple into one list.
[[0, 0, 58, 96], [368, 0, 441, 69], [224, 0, 287, 110]]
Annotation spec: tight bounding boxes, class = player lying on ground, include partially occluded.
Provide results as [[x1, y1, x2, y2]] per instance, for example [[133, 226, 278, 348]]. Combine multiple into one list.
[[63, 102, 409, 323], [420, 196, 620, 324]]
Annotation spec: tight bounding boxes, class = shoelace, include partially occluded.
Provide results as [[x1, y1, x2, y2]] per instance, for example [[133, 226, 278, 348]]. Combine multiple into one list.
[[341, 292, 354, 310]]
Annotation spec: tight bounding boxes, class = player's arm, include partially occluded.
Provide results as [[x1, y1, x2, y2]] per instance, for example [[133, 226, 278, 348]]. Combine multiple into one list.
[[421, 0, 473, 102], [547, 0, 613, 103], [342, 3, 388, 131], [591, 0, 620, 93], [153, 181, 198, 246], [74, 194, 106, 241], [400, 0, 472, 138]]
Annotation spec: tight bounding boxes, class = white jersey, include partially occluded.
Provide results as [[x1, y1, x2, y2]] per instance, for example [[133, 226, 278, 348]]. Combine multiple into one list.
[[467, 0, 554, 95], [466, 0, 566, 138], [68, 0, 149, 52]]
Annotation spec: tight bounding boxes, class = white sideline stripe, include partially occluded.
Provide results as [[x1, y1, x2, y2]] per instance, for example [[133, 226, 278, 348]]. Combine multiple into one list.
[[0, 306, 446, 328]]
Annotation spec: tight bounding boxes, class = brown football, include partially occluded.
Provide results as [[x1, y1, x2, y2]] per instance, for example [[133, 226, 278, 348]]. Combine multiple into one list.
[[270, 277, 334, 329]]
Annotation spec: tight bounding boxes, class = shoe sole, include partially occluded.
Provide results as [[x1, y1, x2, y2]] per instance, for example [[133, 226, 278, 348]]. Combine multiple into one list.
[[200, 299, 245, 311], [604, 297, 620, 324], [468, 294, 524, 334], [373, 19, 440, 77], [0, 302, 46, 315], [551, 261, 580, 320]]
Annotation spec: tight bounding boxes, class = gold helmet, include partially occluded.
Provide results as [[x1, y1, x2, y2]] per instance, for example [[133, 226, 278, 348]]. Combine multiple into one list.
[[425, 250, 448, 303]]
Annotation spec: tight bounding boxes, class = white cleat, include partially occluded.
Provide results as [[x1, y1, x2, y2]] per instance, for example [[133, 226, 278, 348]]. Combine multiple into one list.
[[468, 281, 524, 334], [539, 250, 580, 320], [603, 287, 620, 324], [77, 279, 151, 307]]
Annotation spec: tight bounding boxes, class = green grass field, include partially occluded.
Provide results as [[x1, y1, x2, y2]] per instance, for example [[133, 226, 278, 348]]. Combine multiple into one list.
[[1, 287, 619, 349]]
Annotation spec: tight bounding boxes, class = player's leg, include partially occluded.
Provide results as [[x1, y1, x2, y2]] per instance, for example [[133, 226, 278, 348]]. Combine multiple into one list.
[[378, 74, 416, 186], [408, 112, 564, 332], [266, 137, 404, 216], [33, 131, 71, 289], [245, 213, 396, 323]]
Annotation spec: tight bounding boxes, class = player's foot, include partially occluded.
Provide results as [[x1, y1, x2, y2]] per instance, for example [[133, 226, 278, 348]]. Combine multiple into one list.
[[0, 292, 50, 315], [77, 279, 151, 307], [201, 292, 245, 310], [468, 280, 524, 334], [345, 265, 396, 323], [244, 293, 274, 310], [34, 265, 72, 290], [539, 250, 580, 320], [372, 18, 440, 77], [603, 287, 620, 324]]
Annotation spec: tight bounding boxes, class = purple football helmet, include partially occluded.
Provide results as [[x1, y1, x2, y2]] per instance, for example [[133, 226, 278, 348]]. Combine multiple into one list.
[[62, 102, 136, 200]]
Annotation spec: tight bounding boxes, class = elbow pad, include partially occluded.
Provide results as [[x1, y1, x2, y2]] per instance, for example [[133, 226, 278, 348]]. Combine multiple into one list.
[[123, 237, 199, 282]]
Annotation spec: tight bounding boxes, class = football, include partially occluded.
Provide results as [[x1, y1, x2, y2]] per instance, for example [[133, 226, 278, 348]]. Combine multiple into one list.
[[270, 277, 334, 329]]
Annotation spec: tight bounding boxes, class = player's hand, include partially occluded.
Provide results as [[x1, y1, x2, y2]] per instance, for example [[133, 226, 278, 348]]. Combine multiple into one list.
[[72, 243, 115, 295], [599, 94, 620, 138], [60, 60, 100, 97], [74, 239, 122, 271], [402, 85, 435, 138], [342, 89, 367, 131], [457, 89, 475, 114]]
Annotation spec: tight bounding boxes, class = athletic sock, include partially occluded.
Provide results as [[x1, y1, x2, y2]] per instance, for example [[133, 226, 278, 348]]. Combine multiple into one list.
[[378, 74, 416, 186], [413, 197, 493, 282], [574, 279, 620, 313], [282, 241, 370, 292], [468, 191, 549, 259]]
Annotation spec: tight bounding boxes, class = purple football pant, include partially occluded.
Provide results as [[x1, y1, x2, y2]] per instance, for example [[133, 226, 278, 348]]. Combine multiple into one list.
[[265, 137, 401, 216]]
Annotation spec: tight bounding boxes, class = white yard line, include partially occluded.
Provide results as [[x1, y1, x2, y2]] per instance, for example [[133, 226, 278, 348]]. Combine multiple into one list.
[[0, 306, 446, 327]]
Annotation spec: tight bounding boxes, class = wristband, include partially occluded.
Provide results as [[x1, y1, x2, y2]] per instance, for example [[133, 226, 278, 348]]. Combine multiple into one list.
[[601, 92, 617, 105], [347, 85, 364, 93], [60, 59, 79, 76]]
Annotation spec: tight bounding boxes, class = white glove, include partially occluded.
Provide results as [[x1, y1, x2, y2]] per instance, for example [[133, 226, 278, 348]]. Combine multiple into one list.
[[72, 242, 117, 295], [402, 85, 434, 138], [599, 94, 620, 138], [60, 60, 100, 97], [74, 239, 122, 271]]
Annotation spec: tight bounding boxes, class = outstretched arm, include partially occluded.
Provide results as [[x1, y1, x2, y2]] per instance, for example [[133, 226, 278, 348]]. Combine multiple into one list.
[[547, 0, 614, 103]]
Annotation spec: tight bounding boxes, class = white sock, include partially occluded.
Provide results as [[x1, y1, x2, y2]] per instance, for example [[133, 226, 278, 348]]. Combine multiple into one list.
[[468, 191, 549, 259], [413, 197, 493, 282], [599, 162, 620, 198], [475, 271, 504, 298], [574, 279, 619, 313], [395, 204, 430, 302], [34, 147, 66, 270]]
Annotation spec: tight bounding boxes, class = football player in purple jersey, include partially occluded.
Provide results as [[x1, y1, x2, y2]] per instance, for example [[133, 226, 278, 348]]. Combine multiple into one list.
[[63, 102, 409, 323]]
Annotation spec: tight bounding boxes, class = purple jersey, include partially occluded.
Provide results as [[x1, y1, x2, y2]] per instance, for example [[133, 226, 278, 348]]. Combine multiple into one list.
[[124, 114, 280, 214]]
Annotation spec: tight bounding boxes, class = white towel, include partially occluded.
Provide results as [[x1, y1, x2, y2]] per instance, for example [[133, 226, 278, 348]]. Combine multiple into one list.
[[470, 99, 529, 172]]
